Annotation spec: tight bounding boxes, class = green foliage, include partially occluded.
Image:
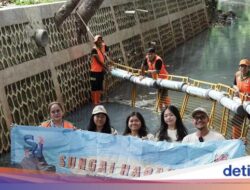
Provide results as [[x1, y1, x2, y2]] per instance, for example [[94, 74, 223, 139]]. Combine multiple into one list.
[[13, 0, 55, 5]]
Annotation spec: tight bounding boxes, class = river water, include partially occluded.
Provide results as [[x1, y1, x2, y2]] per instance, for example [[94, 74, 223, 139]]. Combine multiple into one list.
[[167, 0, 250, 85]]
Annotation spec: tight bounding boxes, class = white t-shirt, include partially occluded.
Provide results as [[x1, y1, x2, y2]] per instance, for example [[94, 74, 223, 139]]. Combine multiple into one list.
[[182, 130, 225, 143], [155, 129, 178, 142], [111, 128, 118, 135], [167, 129, 177, 142]]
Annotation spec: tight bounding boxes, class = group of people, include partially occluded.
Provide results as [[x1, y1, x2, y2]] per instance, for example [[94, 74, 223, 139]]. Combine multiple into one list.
[[25, 55, 250, 169], [90, 34, 170, 110], [41, 101, 226, 143], [89, 33, 249, 142], [21, 101, 230, 172]]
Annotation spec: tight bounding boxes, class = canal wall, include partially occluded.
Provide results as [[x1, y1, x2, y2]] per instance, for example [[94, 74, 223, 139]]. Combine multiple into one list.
[[0, 0, 208, 153]]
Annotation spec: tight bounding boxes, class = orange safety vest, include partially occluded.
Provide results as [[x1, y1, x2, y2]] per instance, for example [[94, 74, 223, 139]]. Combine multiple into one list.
[[41, 120, 75, 129], [235, 71, 250, 100], [90, 44, 106, 72], [146, 55, 168, 79]]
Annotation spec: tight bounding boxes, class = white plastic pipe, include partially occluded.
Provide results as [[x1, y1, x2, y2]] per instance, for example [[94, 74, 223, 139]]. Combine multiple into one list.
[[129, 76, 156, 87], [110, 68, 155, 87], [135, 9, 149, 13], [124, 10, 136, 14], [110, 68, 247, 114], [208, 90, 225, 101], [184, 86, 210, 98], [220, 97, 245, 115], [156, 79, 186, 91], [110, 68, 132, 79]]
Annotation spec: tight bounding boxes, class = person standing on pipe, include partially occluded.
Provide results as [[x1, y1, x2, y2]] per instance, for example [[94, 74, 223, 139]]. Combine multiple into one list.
[[140, 47, 170, 110], [232, 59, 250, 139], [90, 35, 110, 105]]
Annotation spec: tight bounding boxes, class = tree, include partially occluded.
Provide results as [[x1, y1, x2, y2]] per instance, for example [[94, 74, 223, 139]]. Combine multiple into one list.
[[54, 0, 104, 42]]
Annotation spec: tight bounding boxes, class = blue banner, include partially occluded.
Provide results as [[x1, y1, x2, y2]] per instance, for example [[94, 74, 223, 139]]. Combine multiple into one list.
[[11, 125, 245, 178]]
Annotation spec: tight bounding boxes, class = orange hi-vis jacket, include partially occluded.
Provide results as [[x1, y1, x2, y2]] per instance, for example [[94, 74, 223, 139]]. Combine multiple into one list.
[[41, 120, 75, 129], [235, 71, 250, 100], [91, 44, 106, 73], [146, 55, 168, 79]]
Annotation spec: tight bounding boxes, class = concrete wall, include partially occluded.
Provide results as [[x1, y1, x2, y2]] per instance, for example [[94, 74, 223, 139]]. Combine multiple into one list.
[[0, 0, 208, 153]]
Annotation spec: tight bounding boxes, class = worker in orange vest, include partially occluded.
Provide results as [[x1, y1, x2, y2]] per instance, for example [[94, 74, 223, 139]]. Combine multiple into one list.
[[41, 102, 75, 129], [90, 35, 109, 105], [232, 58, 250, 139], [140, 48, 171, 110]]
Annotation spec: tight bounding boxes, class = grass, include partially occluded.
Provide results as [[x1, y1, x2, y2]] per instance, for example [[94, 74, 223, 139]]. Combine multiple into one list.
[[11, 0, 58, 5]]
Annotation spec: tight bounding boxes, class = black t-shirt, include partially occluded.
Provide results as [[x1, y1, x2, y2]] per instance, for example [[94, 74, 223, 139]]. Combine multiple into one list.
[[143, 58, 162, 71], [233, 76, 236, 86], [91, 45, 109, 56]]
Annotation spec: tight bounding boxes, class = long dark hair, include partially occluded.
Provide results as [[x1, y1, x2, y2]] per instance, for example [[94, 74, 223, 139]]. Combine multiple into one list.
[[123, 112, 148, 138], [87, 113, 112, 134], [158, 105, 188, 142]]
